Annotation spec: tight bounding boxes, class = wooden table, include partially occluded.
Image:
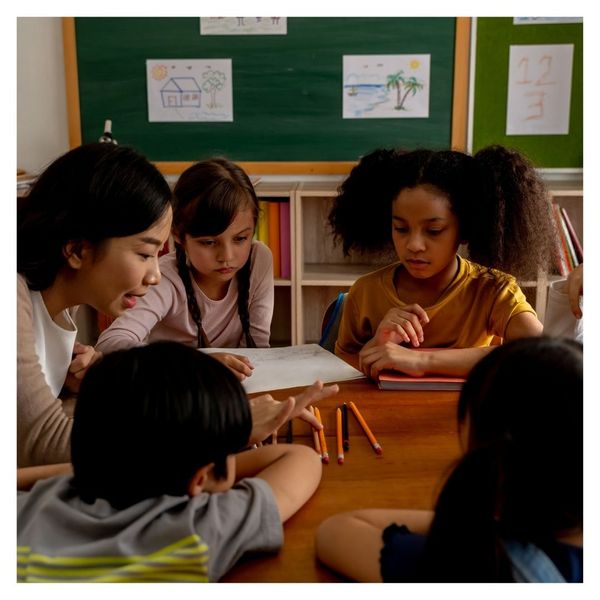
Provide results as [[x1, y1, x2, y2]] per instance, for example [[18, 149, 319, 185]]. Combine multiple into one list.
[[223, 378, 462, 582]]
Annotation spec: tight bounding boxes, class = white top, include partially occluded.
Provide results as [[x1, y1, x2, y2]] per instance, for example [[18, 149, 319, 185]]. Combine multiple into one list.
[[96, 240, 274, 353], [29, 289, 77, 397]]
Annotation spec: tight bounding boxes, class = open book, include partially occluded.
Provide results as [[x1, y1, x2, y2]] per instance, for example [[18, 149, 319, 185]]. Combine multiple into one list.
[[378, 371, 465, 391]]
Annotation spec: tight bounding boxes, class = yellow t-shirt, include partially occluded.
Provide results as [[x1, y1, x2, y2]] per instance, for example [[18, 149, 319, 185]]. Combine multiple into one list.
[[335, 256, 535, 357]]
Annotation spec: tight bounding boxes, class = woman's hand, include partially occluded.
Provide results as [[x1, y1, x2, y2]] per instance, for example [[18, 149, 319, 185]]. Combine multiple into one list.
[[211, 352, 254, 381], [374, 304, 429, 347], [248, 380, 339, 445], [359, 342, 426, 379], [63, 343, 102, 394]]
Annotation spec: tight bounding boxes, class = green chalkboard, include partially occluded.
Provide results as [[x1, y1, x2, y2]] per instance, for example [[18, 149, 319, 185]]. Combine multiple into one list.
[[73, 17, 457, 163], [472, 17, 582, 168]]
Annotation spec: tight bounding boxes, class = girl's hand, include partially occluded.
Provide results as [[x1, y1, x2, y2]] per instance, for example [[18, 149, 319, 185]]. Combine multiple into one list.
[[359, 342, 426, 379], [63, 343, 102, 394], [374, 304, 429, 347], [211, 352, 254, 381], [248, 380, 339, 444]]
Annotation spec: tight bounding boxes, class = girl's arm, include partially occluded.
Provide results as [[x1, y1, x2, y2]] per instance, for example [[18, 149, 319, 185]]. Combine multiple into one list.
[[316, 509, 434, 582], [17, 463, 72, 491], [234, 444, 322, 522]]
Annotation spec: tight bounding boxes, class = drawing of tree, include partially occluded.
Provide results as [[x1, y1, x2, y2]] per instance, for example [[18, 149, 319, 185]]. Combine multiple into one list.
[[397, 76, 424, 111], [386, 71, 405, 108], [202, 70, 226, 109]]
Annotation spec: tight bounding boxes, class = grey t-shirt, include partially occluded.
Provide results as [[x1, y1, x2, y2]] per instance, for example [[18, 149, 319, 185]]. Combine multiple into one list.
[[17, 475, 282, 582]]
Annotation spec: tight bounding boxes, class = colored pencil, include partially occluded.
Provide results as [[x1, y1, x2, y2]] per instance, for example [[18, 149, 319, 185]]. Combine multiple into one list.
[[309, 406, 321, 457], [336, 407, 344, 465], [342, 402, 349, 451], [349, 401, 383, 455], [314, 406, 329, 464]]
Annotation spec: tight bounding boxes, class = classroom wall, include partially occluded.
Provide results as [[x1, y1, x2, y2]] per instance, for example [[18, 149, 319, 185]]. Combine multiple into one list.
[[17, 17, 69, 174]]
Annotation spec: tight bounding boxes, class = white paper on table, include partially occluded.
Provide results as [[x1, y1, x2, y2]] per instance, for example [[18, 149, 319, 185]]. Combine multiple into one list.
[[506, 44, 573, 135], [200, 344, 365, 394]]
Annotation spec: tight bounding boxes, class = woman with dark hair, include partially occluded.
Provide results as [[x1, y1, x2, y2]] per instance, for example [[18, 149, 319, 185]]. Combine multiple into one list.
[[18, 342, 327, 582], [96, 157, 274, 381], [17, 143, 173, 467], [316, 336, 583, 582], [328, 146, 556, 378]]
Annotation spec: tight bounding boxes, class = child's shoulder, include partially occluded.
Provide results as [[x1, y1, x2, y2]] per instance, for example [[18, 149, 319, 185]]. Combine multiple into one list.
[[461, 257, 519, 288], [349, 263, 398, 295]]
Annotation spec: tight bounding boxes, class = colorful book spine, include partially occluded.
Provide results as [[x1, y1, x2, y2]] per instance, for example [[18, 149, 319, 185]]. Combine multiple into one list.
[[560, 206, 583, 263], [552, 203, 573, 274], [257, 200, 270, 246], [268, 201, 281, 278], [557, 206, 579, 267], [279, 201, 291, 279]]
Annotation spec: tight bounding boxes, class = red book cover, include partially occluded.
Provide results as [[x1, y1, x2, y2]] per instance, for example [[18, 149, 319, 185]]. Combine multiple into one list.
[[279, 201, 291, 279], [560, 206, 583, 263], [378, 371, 465, 391]]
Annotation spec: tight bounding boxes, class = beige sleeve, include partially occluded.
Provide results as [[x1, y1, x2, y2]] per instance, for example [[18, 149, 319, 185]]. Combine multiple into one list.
[[17, 277, 73, 467]]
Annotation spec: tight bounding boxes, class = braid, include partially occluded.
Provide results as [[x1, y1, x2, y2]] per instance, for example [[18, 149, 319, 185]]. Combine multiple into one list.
[[175, 244, 210, 348], [236, 246, 256, 348]]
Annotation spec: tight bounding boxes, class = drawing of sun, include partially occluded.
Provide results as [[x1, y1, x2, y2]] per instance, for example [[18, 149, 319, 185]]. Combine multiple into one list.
[[410, 59, 421, 70], [151, 64, 168, 81]]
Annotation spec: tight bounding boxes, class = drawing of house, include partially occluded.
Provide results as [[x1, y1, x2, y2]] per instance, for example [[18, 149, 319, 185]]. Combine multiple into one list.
[[160, 78, 201, 108]]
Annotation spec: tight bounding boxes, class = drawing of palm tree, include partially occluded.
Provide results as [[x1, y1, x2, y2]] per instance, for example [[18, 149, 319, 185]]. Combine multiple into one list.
[[397, 77, 424, 111], [386, 71, 405, 108]]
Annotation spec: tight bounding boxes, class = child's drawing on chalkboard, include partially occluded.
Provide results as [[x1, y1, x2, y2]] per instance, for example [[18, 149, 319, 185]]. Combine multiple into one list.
[[343, 54, 430, 119], [200, 17, 287, 35], [146, 59, 233, 122]]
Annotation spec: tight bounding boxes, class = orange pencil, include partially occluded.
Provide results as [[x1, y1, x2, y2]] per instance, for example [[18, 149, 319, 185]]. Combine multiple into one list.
[[349, 401, 383, 455], [336, 407, 344, 465], [309, 406, 321, 457], [314, 407, 329, 464]]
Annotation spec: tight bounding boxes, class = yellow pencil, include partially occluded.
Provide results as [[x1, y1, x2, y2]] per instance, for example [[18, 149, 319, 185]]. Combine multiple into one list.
[[349, 401, 383, 455], [314, 406, 329, 464], [309, 406, 321, 457], [336, 407, 344, 465]]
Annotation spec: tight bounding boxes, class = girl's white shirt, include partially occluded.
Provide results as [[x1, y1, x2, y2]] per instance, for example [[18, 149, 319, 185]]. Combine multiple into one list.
[[543, 278, 583, 343]]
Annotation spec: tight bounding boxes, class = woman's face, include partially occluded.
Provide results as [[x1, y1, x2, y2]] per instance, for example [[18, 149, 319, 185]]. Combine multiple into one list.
[[78, 206, 173, 317]]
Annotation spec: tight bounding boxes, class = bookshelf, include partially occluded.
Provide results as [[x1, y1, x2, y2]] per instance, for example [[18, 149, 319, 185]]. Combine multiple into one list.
[[257, 178, 583, 345]]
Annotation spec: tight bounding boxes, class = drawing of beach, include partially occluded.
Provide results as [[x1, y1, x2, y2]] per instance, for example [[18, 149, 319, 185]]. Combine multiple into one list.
[[343, 54, 430, 119]]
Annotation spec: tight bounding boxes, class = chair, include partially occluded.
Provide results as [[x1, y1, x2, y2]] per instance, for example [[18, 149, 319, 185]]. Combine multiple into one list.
[[319, 292, 347, 353]]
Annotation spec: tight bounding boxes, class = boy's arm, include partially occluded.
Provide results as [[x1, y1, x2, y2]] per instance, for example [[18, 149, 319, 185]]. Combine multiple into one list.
[[315, 509, 434, 582], [17, 463, 72, 491], [234, 444, 322, 522]]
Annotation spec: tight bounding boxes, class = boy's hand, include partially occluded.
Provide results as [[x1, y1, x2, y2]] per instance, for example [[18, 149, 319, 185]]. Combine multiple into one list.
[[248, 380, 339, 444], [374, 304, 429, 347], [359, 342, 426, 379], [211, 352, 254, 381]]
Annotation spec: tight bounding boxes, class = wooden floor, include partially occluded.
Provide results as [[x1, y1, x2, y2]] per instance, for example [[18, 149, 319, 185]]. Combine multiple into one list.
[[223, 378, 462, 582]]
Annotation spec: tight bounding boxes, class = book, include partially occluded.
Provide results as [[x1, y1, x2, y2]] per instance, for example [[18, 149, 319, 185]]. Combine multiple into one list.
[[551, 203, 573, 273], [268, 201, 281, 278], [378, 371, 465, 391], [279, 201, 291, 279], [560, 206, 583, 263], [257, 200, 270, 246]]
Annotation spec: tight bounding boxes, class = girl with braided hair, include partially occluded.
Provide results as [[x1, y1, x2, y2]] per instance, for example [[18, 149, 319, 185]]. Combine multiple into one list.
[[329, 145, 556, 378], [96, 158, 273, 380]]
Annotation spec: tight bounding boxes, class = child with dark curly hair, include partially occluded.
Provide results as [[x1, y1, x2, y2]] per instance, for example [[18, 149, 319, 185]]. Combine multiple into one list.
[[328, 145, 556, 378]]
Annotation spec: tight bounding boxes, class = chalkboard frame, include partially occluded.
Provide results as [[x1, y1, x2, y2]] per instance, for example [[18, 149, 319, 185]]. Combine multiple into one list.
[[470, 17, 583, 170], [63, 17, 470, 175]]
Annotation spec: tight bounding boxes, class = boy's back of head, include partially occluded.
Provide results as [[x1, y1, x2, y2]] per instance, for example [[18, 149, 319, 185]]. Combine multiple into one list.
[[71, 341, 252, 509]]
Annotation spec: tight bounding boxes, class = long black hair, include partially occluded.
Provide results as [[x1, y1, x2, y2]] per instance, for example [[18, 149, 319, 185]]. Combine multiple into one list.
[[18, 143, 172, 290], [328, 146, 555, 279], [414, 336, 583, 581], [71, 341, 252, 509], [172, 158, 259, 348]]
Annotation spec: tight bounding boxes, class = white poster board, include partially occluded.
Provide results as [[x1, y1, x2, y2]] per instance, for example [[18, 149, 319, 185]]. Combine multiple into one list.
[[506, 44, 573, 135]]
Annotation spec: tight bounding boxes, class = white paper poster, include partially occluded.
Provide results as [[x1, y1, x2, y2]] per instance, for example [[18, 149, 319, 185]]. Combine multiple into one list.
[[506, 44, 573, 135], [513, 17, 583, 25], [146, 59, 233, 122], [200, 17, 286, 35], [343, 54, 430, 119]]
